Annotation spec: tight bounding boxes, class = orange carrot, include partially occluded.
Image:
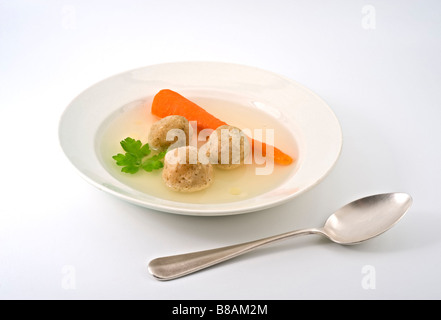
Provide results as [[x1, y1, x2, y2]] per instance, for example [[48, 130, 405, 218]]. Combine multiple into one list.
[[152, 89, 227, 131], [252, 140, 293, 166], [151, 89, 294, 165]]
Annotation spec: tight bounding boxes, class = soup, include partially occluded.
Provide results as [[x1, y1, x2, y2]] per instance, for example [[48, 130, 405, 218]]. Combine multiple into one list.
[[97, 93, 298, 204]]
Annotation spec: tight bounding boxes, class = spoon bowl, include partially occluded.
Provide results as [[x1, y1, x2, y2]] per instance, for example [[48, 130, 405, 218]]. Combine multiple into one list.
[[148, 193, 413, 280], [322, 192, 412, 244]]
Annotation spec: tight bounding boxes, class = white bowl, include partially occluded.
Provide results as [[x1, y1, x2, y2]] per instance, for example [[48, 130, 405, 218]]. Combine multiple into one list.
[[59, 62, 342, 215]]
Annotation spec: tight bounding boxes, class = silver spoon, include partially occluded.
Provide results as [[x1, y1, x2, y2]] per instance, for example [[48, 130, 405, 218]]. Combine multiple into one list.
[[148, 192, 412, 281]]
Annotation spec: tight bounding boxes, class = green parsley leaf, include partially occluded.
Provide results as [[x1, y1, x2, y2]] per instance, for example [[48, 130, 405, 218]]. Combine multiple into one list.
[[120, 137, 151, 159], [121, 165, 140, 174], [112, 153, 138, 167], [142, 151, 167, 172], [112, 137, 166, 174]]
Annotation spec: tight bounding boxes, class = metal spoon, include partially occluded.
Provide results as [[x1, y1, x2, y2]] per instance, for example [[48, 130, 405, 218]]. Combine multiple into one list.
[[148, 192, 412, 281]]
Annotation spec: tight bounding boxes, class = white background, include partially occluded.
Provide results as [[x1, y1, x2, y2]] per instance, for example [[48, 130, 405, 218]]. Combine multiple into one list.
[[1, 0, 440, 299]]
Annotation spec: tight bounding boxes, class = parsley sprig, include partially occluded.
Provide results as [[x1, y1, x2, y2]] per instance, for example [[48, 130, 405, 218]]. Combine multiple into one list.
[[112, 137, 166, 174]]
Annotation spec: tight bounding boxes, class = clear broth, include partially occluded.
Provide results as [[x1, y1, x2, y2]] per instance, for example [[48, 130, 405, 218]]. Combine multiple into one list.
[[97, 94, 298, 204]]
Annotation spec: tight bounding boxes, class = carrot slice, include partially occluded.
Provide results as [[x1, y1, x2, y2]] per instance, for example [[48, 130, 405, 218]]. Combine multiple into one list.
[[151, 89, 294, 165]]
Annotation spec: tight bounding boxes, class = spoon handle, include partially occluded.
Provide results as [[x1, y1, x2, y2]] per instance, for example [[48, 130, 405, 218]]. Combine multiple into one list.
[[148, 228, 323, 280]]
